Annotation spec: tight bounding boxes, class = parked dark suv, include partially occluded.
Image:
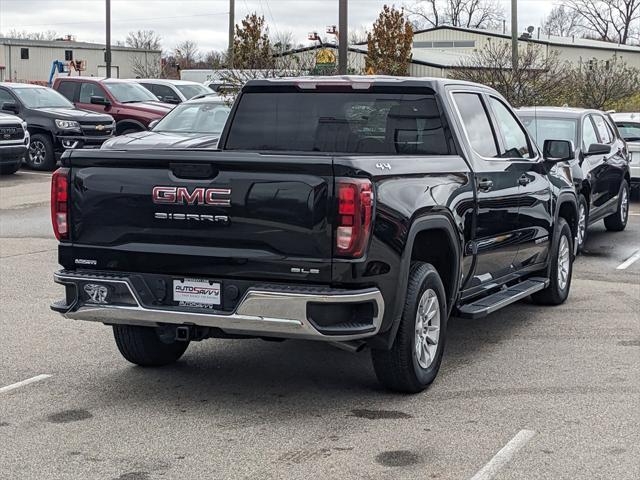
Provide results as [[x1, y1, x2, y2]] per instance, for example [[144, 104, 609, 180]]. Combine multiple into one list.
[[53, 77, 174, 135], [0, 82, 115, 170], [518, 107, 630, 252]]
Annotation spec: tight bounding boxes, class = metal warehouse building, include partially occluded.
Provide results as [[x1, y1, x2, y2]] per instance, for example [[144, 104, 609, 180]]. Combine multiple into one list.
[[279, 25, 640, 77], [0, 37, 161, 83]]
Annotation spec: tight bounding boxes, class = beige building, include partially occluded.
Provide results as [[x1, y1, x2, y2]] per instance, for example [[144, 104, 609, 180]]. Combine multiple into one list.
[[0, 37, 162, 83]]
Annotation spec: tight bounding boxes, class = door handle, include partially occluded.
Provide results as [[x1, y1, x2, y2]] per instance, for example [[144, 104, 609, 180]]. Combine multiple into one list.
[[478, 179, 493, 191], [518, 175, 531, 186]]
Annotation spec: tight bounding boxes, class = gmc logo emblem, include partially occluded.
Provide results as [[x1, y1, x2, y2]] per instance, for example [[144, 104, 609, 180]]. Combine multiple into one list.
[[152, 186, 231, 207]]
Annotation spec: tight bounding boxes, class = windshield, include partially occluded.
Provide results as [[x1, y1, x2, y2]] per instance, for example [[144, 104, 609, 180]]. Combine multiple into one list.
[[176, 84, 210, 100], [153, 101, 230, 134], [519, 115, 578, 149], [104, 82, 158, 103], [615, 121, 640, 142], [13, 87, 73, 109], [225, 90, 451, 155]]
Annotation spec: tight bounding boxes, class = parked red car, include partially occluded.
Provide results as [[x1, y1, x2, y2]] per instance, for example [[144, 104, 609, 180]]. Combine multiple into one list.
[[53, 77, 174, 135]]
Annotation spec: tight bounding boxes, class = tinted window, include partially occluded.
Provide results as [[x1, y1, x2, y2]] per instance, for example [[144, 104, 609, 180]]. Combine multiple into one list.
[[154, 101, 230, 134], [592, 115, 612, 144], [0, 89, 14, 105], [153, 84, 177, 101], [20, 48, 29, 59], [226, 91, 451, 155], [65, 50, 73, 61], [519, 115, 578, 149], [489, 97, 532, 158], [57, 81, 77, 101], [452, 92, 498, 157], [583, 117, 599, 149], [140, 83, 156, 95], [79, 83, 107, 103], [616, 122, 640, 142]]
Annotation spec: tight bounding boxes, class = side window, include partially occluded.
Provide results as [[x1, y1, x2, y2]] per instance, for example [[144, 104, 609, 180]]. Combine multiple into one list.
[[488, 97, 532, 158], [57, 81, 77, 101], [154, 84, 175, 100], [452, 92, 498, 158], [20, 48, 29, 59], [592, 115, 612, 144], [582, 116, 599, 149], [140, 83, 156, 96], [79, 83, 106, 103], [64, 50, 73, 61], [0, 88, 15, 106]]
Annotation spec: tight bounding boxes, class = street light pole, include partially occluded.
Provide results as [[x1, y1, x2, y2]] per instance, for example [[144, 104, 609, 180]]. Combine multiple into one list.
[[511, 0, 518, 72], [228, 0, 235, 68], [338, 0, 348, 75], [105, 0, 112, 78]]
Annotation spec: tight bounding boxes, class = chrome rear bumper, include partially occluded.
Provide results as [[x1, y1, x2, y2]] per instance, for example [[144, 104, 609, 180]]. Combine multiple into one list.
[[52, 271, 385, 342]]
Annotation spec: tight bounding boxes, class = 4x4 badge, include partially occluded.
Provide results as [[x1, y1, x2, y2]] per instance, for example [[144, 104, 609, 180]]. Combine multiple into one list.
[[376, 163, 392, 171]]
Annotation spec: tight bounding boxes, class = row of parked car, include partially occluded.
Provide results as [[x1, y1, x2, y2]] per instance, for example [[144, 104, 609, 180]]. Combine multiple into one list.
[[0, 77, 230, 172]]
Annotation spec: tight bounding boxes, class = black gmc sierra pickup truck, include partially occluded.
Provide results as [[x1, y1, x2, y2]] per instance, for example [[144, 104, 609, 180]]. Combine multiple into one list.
[[51, 77, 579, 393]]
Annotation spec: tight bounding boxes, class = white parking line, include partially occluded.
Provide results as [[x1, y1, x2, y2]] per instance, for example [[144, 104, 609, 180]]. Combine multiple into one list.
[[617, 250, 640, 270], [0, 374, 51, 394], [470, 430, 536, 480], [16, 171, 52, 177]]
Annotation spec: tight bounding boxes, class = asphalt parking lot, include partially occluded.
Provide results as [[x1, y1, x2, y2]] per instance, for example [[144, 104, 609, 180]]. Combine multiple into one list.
[[1, 170, 639, 480]]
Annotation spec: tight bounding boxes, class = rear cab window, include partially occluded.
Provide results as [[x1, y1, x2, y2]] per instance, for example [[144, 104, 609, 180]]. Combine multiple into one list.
[[224, 87, 453, 155]]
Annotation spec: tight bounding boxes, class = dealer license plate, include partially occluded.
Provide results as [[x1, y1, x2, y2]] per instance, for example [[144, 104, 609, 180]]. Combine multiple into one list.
[[173, 278, 221, 307]]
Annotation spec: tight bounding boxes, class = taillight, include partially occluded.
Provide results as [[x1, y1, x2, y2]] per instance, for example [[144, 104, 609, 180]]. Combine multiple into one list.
[[51, 168, 69, 241], [336, 179, 373, 258]]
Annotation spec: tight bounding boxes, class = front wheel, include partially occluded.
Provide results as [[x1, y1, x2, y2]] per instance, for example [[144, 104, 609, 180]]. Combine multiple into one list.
[[576, 194, 588, 254], [113, 325, 189, 366], [26, 133, 56, 171], [531, 218, 573, 306], [371, 262, 448, 393], [604, 180, 629, 232]]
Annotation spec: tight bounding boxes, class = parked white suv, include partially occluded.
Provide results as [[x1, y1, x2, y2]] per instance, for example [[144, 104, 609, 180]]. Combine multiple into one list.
[[0, 112, 29, 175], [134, 79, 212, 104], [612, 112, 640, 191]]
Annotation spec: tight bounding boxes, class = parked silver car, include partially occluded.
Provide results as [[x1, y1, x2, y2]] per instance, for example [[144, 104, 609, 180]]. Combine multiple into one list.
[[611, 112, 640, 191]]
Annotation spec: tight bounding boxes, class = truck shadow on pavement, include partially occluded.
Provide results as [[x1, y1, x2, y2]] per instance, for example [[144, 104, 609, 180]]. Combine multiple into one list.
[[91, 304, 534, 414]]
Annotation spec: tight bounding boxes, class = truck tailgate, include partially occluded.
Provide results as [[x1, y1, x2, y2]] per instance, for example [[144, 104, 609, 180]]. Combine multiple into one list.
[[63, 150, 334, 282]]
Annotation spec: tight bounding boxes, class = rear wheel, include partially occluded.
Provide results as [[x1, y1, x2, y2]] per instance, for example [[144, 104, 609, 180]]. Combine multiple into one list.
[[532, 218, 573, 306], [113, 325, 189, 366], [371, 262, 448, 393], [27, 133, 56, 171], [604, 180, 629, 232]]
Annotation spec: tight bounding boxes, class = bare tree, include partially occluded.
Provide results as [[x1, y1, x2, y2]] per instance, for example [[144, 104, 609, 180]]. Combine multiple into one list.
[[203, 50, 227, 69], [174, 40, 200, 69], [349, 26, 369, 45], [272, 30, 295, 55], [407, 0, 504, 30], [450, 41, 574, 107], [126, 30, 161, 50], [571, 55, 640, 108], [563, 0, 640, 44], [541, 5, 583, 37], [4, 29, 58, 40]]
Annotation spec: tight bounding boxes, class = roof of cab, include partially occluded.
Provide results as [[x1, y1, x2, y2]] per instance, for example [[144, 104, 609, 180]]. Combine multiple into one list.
[[516, 106, 603, 118]]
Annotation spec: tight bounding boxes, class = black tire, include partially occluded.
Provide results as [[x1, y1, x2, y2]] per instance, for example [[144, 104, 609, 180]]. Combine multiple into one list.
[[0, 161, 21, 175], [531, 218, 573, 306], [113, 325, 189, 367], [26, 133, 56, 171], [604, 180, 629, 232], [371, 262, 448, 393], [576, 194, 588, 254]]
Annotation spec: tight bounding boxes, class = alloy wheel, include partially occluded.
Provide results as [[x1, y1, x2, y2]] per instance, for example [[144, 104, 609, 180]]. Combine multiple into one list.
[[577, 204, 586, 247], [620, 188, 628, 223], [414, 288, 440, 369], [557, 235, 570, 291], [29, 140, 46, 166]]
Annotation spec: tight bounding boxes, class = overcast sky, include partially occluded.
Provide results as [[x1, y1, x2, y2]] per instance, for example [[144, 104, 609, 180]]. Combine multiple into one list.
[[0, 0, 556, 53]]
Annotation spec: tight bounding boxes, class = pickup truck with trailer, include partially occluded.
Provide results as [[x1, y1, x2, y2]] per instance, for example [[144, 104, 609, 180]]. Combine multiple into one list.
[[51, 77, 579, 393]]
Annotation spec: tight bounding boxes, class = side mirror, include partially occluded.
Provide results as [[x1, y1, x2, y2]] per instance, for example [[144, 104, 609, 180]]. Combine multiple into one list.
[[1, 102, 19, 114], [90, 95, 110, 106], [148, 119, 159, 130], [586, 143, 610, 156], [543, 139, 575, 162]]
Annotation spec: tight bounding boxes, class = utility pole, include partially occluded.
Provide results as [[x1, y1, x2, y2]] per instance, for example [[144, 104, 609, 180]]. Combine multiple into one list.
[[511, 0, 518, 73], [105, 0, 112, 78], [228, 0, 235, 68], [338, 0, 348, 75]]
